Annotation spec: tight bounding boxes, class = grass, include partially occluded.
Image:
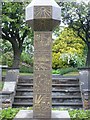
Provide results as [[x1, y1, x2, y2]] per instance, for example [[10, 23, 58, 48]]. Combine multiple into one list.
[[19, 73, 33, 76], [64, 72, 79, 76], [3, 71, 79, 76], [2, 71, 32, 76]]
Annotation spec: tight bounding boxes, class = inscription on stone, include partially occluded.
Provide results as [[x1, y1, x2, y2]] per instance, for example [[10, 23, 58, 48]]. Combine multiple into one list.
[[26, 0, 61, 118], [33, 94, 51, 118], [33, 32, 52, 118], [34, 6, 52, 19], [34, 32, 52, 51], [33, 71, 52, 93]]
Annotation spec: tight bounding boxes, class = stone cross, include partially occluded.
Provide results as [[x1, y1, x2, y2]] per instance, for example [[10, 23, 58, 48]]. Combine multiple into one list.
[[26, 0, 61, 118]]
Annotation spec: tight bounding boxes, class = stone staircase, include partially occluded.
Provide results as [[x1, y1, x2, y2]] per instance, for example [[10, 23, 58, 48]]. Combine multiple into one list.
[[12, 75, 83, 109]]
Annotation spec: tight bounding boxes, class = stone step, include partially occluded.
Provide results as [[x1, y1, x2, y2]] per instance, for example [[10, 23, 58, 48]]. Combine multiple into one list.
[[16, 89, 80, 93], [13, 102, 83, 107], [14, 96, 81, 99], [18, 80, 79, 84], [17, 83, 79, 87], [16, 92, 81, 96], [13, 76, 82, 109], [18, 78, 79, 81], [16, 88, 81, 96], [17, 85, 79, 90], [52, 84, 79, 87], [18, 78, 79, 84]]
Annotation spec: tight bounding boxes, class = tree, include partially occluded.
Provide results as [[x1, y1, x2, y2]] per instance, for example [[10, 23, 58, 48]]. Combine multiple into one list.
[[2, 2, 33, 68], [61, 2, 90, 66], [52, 27, 85, 69]]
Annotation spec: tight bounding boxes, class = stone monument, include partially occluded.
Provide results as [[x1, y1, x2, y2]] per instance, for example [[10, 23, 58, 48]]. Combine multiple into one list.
[[26, 0, 61, 118], [14, 0, 70, 119]]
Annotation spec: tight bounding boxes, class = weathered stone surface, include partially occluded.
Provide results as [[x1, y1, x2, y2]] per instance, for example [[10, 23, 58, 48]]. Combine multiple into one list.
[[14, 110, 70, 119], [26, 0, 61, 31], [34, 6, 52, 19], [33, 31, 52, 118], [25, 0, 61, 118], [79, 68, 90, 109], [34, 32, 52, 51], [34, 61, 51, 71], [2, 82, 16, 92], [5, 69, 19, 82], [1, 91, 14, 108], [34, 52, 51, 62], [33, 71, 52, 93], [33, 94, 51, 118]]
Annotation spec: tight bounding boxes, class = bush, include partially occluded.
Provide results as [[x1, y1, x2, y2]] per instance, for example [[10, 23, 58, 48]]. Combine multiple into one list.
[[0, 107, 19, 120], [21, 52, 33, 65], [69, 109, 90, 120], [2, 52, 13, 67], [52, 28, 86, 69], [20, 65, 33, 73], [52, 67, 78, 75]]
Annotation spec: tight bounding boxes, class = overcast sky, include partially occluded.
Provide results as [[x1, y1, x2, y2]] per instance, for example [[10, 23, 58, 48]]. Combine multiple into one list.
[[76, 0, 90, 3]]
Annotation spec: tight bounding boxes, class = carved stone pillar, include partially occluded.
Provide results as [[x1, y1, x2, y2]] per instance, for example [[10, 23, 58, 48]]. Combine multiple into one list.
[[26, 0, 61, 118], [33, 32, 52, 118]]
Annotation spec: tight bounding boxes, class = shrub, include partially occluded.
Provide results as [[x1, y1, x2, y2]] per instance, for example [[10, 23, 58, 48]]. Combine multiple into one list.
[[52, 28, 86, 69], [2, 52, 13, 67], [20, 65, 33, 73], [21, 52, 33, 65], [69, 109, 90, 120], [0, 107, 19, 120]]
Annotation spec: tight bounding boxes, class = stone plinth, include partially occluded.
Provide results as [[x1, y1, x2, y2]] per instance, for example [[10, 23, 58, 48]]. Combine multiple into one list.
[[79, 68, 90, 109], [14, 110, 70, 120]]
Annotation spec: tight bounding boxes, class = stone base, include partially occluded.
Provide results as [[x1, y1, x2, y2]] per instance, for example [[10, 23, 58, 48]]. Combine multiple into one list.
[[14, 110, 70, 120]]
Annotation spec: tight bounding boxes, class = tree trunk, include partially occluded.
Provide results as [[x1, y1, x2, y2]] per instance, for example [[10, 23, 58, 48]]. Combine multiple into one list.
[[86, 44, 90, 67], [12, 49, 21, 68]]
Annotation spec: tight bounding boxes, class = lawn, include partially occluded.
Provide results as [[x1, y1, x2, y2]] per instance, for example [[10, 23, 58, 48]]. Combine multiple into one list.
[[64, 72, 79, 76]]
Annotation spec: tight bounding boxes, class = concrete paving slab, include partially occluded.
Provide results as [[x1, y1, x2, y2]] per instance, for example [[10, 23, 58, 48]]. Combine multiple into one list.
[[14, 110, 70, 120]]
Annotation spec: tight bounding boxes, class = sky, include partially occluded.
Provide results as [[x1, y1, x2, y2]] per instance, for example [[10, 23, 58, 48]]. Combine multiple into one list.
[[58, 0, 90, 3], [76, 0, 90, 3]]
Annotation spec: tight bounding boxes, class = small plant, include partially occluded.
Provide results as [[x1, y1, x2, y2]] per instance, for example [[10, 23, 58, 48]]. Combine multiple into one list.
[[0, 107, 20, 120], [20, 65, 33, 73], [69, 109, 90, 120]]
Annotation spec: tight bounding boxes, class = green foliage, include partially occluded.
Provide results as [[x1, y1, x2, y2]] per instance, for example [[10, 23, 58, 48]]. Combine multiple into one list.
[[0, 107, 19, 120], [0, 108, 90, 120], [52, 67, 78, 75], [0, 107, 32, 120], [2, 52, 13, 67], [2, 2, 34, 67], [69, 109, 90, 120], [20, 52, 33, 73], [21, 52, 33, 65], [20, 65, 33, 73], [52, 27, 86, 69], [61, 2, 90, 66]]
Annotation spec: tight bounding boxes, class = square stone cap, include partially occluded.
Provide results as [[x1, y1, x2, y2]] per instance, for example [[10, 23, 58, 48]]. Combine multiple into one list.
[[26, 0, 61, 22]]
